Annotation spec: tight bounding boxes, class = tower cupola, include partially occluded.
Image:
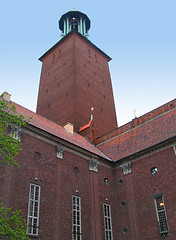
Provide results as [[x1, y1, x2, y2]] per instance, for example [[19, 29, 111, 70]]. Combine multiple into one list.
[[59, 11, 91, 38]]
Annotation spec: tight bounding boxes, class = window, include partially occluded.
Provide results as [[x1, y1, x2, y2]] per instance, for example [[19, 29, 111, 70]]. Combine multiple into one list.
[[104, 178, 109, 186], [72, 195, 81, 240], [154, 193, 169, 236], [70, 18, 79, 31], [122, 227, 128, 235], [151, 167, 158, 175], [120, 201, 126, 208], [27, 184, 41, 236], [118, 178, 124, 185], [103, 203, 113, 240]]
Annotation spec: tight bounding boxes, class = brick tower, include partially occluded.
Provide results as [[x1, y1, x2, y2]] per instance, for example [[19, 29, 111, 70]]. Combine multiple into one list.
[[36, 11, 117, 138]]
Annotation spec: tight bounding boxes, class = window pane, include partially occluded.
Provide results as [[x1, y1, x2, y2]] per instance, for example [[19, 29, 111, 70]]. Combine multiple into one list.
[[34, 203, 38, 217], [33, 218, 38, 234], [29, 201, 33, 216], [107, 205, 110, 217], [104, 205, 107, 216], [109, 231, 112, 240], [108, 218, 111, 230], [73, 214, 76, 224], [105, 230, 109, 240], [105, 218, 108, 229], [30, 185, 34, 200], [35, 187, 39, 201], [27, 225, 32, 234]]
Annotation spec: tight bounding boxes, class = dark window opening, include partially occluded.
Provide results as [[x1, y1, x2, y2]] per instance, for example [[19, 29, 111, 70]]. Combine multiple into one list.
[[120, 201, 126, 208], [154, 194, 169, 236], [118, 179, 124, 185], [122, 227, 128, 235], [151, 167, 158, 175], [104, 178, 109, 186], [70, 18, 79, 31]]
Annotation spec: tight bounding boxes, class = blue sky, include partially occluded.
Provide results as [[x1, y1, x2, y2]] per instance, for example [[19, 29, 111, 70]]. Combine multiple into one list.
[[0, 0, 175, 126]]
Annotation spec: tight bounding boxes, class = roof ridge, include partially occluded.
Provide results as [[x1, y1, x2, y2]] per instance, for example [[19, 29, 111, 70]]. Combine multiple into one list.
[[97, 105, 176, 146]]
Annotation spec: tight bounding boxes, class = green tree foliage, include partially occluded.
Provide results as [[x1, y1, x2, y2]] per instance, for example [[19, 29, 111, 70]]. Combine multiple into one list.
[[0, 203, 29, 239], [0, 94, 31, 239], [0, 94, 31, 166]]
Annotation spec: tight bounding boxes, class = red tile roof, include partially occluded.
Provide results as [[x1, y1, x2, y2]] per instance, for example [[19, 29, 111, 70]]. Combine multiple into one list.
[[96, 98, 176, 144], [10, 99, 176, 162], [97, 107, 176, 161], [11, 101, 109, 160]]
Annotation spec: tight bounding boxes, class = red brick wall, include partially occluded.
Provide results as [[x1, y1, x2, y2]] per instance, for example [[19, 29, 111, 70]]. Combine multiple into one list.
[[11, 133, 57, 239], [37, 35, 76, 126], [114, 146, 176, 239], [0, 131, 114, 239], [2, 128, 176, 239], [37, 32, 117, 138], [57, 151, 115, 240], [74, 35, 117, 137]]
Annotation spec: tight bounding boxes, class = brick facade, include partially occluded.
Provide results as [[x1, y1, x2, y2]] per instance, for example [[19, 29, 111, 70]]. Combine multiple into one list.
[[1, 123, 176, 239], [1, 10, 176, 240], [37, 32, 117, 138]]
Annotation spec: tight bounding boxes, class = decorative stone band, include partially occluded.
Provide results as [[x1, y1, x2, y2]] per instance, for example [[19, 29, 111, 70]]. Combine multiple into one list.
[[89, 159, 99, 172], [120, 162, 132, 175], [56, 145, 65, 159]]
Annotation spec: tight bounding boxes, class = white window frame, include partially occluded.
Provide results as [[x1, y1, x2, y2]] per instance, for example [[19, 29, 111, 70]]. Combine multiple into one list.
[[27, 183, 41, 236], [103, 203, 113, 240], [72, 195, 81, 240], [154, 194, 169, 235]]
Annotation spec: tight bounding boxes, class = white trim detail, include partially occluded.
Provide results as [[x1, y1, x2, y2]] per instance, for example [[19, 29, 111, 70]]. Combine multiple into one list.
[[56, 145, 65, 159], [89, 159, 99, 172], [120, 162, 132, 175]]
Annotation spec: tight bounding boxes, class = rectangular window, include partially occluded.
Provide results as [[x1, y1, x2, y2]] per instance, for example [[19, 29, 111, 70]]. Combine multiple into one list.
[[154, 194, 169, 235], [27, 183, 41, 236], [103, 203, 113, 240], [72, 195, 81, 240]]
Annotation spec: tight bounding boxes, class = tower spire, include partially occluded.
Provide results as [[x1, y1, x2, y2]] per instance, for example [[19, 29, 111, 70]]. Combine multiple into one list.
[[59, 11, 91, 38]]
